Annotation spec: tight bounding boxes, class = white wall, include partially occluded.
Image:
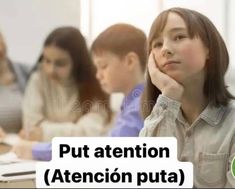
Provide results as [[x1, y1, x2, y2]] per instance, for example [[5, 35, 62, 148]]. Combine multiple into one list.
[[89, 0, 160, 43], [0, 0, 234, 98], [161, 0, 226, 39], [227, 0, 235, 67], [225, 0, 235, 95], [0, 0, 80, 65]]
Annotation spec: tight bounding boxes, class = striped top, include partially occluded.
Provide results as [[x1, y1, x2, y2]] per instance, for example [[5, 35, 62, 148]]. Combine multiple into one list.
[[0, 83, 22, 133]]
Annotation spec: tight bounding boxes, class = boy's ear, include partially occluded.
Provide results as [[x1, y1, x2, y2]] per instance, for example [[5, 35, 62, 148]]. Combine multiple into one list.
[[125, 52, 139, 70]]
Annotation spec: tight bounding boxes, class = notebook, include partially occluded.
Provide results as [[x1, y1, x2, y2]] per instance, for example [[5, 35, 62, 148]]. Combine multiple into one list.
[[0, 134, 21, 146], [0, 152, 36, 182]]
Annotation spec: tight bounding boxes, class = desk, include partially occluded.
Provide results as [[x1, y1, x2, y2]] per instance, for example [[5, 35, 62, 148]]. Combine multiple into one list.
[[0, 144, 36, 188], [0, 180, 35, 188]]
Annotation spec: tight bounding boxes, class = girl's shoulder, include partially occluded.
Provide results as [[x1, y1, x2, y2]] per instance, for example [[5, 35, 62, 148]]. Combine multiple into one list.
[[228, 99, 235, 110], [223, 100, 235, 123]]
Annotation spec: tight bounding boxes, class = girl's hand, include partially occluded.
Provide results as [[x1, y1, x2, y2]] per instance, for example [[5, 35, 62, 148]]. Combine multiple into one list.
[[0, 127, 6, 139], [19, 127, 43, 141], [148, 52, 184, 101], [12, 140, 38, 160]]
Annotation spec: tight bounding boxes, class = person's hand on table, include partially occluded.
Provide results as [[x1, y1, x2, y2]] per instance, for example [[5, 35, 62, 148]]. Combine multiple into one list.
[[11, 140, 38, 160], [0, 127, 6, 140], [18, 127, 43, 141]]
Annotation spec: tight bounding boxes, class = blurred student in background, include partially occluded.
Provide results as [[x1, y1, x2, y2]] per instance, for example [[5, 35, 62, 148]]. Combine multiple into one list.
[[0, 31, 29, 134], [12, 24, 146, 160], [91, 23, 147, 136], [13, 26, 113, 161], [20, 26, 112, 142]]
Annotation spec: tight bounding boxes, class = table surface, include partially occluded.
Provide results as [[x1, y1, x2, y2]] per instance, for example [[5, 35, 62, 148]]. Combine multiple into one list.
[[0, 144, 36, 188]]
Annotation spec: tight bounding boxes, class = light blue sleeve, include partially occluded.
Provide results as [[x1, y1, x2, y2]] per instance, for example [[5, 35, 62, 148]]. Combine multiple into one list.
[[32, 142, 52, 161]]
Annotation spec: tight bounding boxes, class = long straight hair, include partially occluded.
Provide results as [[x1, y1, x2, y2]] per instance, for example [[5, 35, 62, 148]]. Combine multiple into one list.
[[33, 27, 112, 122], [141, 7, 234, 119]]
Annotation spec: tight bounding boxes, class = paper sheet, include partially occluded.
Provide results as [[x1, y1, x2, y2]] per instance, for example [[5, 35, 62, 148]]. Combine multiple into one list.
[[0, 161, 36, 182], [0, 152, 25, 165], [0, 152, 37, 182], [0, 134, 21, 146]]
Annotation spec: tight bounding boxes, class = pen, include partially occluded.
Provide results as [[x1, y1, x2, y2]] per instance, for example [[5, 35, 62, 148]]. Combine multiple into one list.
[[2, 171, 36, 177]]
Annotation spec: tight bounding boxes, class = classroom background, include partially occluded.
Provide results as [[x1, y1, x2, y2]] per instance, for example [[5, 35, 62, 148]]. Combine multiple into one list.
[[0, 0, 234, 104]]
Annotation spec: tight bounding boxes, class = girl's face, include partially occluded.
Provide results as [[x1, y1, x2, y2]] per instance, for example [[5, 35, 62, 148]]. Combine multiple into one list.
[[151, 12, 209, 85], [41, 45, 73, 82]]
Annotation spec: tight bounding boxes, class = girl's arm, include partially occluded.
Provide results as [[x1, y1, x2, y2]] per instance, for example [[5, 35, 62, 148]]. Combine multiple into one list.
[[23, 73, 111, 141], [12, 141, 52, 161], [148, 52, 184, 101], [23, 72, 45, 135], [139, 52, 183, 136], [39, 104, 111, 141]]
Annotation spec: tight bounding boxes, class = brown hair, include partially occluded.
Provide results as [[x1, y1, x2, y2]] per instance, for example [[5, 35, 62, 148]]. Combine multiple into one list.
[[35, 27, 112, 122], [141, 7, 234, 119], [91, 23, 147, 72], [0, 32, 7, 59]]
